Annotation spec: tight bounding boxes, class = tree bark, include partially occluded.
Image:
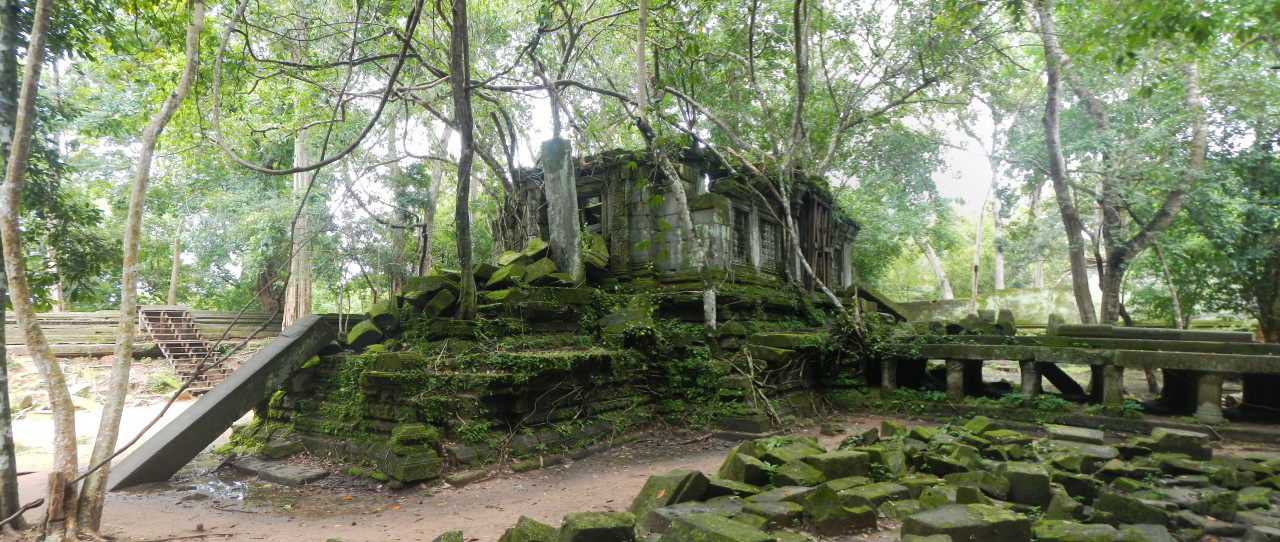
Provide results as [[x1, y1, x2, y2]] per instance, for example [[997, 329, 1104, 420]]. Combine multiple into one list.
[[0, 0, 77, 537], [916, 237, 954, 300], [992, 198, 1005, 290], [166, 220, 184, 305], [450, 0, 477, 320], [417, 125, 451, 276], [0, 0, 24, 529], [1030, 180, 1045, 289], [1033, 0, 1096, 323], [1152, 241, 1185, 329], [81, 3, 204, 530], [388, 119, 407, 295], [971, 199, 986, 314], [283, 78, 314, 328]]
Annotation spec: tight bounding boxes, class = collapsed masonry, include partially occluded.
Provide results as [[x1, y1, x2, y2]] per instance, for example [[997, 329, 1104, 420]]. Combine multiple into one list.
[[229, 145, 874, 487]]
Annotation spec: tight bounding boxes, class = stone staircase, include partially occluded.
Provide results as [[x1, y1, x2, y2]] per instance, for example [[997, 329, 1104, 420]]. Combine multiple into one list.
[[138, 305, 224, 394]]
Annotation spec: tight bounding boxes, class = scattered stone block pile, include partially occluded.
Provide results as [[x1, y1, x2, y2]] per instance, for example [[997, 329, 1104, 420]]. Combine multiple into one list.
[[419, 420, 1280, 542]]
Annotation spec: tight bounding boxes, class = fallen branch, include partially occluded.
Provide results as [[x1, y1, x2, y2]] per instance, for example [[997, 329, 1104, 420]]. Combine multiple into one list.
[[0, 498, 42, 529]]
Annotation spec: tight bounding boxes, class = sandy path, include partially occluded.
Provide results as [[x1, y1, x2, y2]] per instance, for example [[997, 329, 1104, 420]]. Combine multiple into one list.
[[6, 404, 894, 542]]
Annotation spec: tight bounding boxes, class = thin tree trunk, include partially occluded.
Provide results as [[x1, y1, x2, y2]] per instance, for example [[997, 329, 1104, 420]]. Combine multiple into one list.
[[916, 237, 954, 300], [0, 0, 77, 537], [1030, 180, 1045, 289], [283, 79, 314, 328], [388, 120, 406, 295], [166, 220, 184, 305], [81, 3, 203, 531], [1033, 0, 1096, 323], [971, 199, 986, 314], [417, 125, 451, 277], [450, 0, 477, 320], [0, 0, 24, 527], [993, 198, 1005, 290], [1152, 241, 1185, 329]]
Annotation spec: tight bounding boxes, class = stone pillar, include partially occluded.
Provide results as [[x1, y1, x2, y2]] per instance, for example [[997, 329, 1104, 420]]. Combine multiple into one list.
[[1020, 361, 1041, 403], [946, 360, 965, 400], [1195, 372, 1224, 425], [880, 358, 898, 396], [541, 138, 583, 283], [1101, 365, 1125, 407]]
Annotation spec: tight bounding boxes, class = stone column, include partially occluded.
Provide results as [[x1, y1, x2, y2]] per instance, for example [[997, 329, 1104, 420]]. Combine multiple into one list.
[[1195, 372, 1224, 425], [946, 360, 965, 400], [541, 138, 584, 283], [1101, 365, 1125, 406], [880, 358, 898, 396], [1020, 361, 1041, 403]]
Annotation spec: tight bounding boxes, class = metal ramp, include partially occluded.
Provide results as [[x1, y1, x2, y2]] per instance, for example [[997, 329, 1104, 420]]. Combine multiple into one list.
[[138, 305, 223, 394]]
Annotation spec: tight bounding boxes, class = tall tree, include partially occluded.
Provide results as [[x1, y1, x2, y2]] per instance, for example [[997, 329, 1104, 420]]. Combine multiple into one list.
[[450, 0, 477, 320], [0, 0, 23, 528], [81, 0, 204, 530], [0, 0, 79, 537]]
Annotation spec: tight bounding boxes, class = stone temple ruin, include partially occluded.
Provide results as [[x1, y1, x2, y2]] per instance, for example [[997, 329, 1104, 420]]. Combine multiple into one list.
[[107, 142, 1280, 542], [198, 143, 872, 488]]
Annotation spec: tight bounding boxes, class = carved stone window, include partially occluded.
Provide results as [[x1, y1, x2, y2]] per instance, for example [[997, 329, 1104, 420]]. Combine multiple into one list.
[[579, 195, 602, 234], [761, 220, 780, 271], [732, 208, 750, 266]]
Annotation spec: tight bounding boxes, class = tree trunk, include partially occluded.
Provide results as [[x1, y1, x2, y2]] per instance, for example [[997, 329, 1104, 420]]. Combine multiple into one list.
[[635, 0, 716, 337], [970, 200, 986, 314], [417, 125, 451, 277], [166, 220, 184, 305], [0, 0, 77, 537], [450, 0, 477, 320], [0, 0, 25, 528], [993, 198, 1005, 290], [915, 237, 954, 300], [1033, 0, 1096, 323], [1152, 241, 1185, 329], [255, 270, 282, 313], [283, 82, 314, 328], [387, 119, 406, 294], [80, 3, 203, 531], [1030, 180, 1045, 289]]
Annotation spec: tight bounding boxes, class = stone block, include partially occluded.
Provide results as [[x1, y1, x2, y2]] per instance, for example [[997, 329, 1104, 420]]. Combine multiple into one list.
[[1096, 490, 1173, 526], [881, 500, 923, 521], [745, 486, 813, 505], [1173, 509, 1245, 536], [1245, 526, 1280, 542], [522, 237, 550, 260], [523, 257, 559, 284], [433, 531, 464, 542], [347, 319, 384, 349], [661, 513, 772, 542], [486, 262, 528, 288], [499, 516, 559, 542], [838, 482, 909, 506], [1119, 524, 1176, 542], [1148, 427, 1212, 461], [716, 443, 771, 486], [404, 275, 460, 297], [962, 416, 995, 435], [629, 469, 711, 521], [802, 451, 869, 481], [703, 478, 762, 499], [422, 289, 458, 319], [558, 511, 635, 542], [1046, 424, 1106, 445], [773, 460, 826, 487], [741, 500, 802, 527], [943, 471, 1010, 500], [900, 504, 1032, 542], [380, 450, 443, 482], [1033, 520, 1131, 541], [881, 420, 908, 438], [1188, 490, 1237, 521], [803, 484, 876, 535], [497, 251, 528, 267], [473, 262, 498, 281], [260, 439, 303, 460], [645, 502, 711, 534], [761, 441, 824, 465], [998, 462, 1051, 507]]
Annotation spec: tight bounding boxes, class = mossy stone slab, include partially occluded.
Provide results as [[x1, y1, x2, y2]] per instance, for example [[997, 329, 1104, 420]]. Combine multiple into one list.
[[900, 504, 1031, 542], [661, 513, 773, 542], [772, 460, 826, 487], [1033, 520, 1130, 541], [803, 451, 870, 480], [347, 319, 384, 349], [629, 469, 711, 522], [499, 517, 559, 542], [558, 511, 636, 542]]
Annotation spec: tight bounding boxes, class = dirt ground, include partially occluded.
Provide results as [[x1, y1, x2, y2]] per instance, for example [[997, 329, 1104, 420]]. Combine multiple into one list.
[[4, 400, 899, 542]]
